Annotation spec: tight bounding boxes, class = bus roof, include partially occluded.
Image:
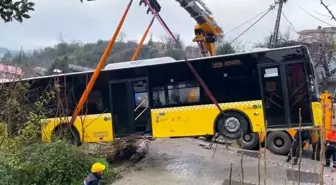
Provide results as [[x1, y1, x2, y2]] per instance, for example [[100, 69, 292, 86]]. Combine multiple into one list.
[[8, 45, 305, 82]]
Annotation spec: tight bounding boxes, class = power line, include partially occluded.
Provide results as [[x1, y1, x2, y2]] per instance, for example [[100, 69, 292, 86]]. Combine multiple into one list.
[[298, 5, 335, 27], [281, 11, 298, 34], [225, 4, 275, 35], [229, 4, 275, 45], [314, 10, 332, 18]]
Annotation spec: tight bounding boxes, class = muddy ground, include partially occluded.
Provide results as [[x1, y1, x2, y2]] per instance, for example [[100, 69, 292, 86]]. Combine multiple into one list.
[[109, 138, 336, 185]]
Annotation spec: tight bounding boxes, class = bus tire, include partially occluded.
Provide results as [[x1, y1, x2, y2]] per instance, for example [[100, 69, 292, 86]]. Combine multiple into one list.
[[216, 111, 249, 140], [52, 124, 81, 146], [236, 132, 259, 150], [266, 131, 291, 155]]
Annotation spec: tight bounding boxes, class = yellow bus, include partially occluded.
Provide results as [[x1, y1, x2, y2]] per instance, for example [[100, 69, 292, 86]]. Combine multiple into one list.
[[5, 45, 322, 155]]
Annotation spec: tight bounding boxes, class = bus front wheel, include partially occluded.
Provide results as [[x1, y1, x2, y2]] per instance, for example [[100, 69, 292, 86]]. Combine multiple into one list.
[[216, 111, 249, 140], [266, 131, 291, 155], [236, 132, 259, 150]]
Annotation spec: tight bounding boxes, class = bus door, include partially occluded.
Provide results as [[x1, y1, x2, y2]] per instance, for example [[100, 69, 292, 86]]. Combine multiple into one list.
[[285, 63, 312, 127], [132, 80, 150, 134], [109, 78, 149, 138], [258, 65, 289, 128]]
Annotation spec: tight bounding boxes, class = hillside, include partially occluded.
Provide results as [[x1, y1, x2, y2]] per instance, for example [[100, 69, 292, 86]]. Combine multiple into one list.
[[0, 35, 208, 77], [0, 47, 19, 58]]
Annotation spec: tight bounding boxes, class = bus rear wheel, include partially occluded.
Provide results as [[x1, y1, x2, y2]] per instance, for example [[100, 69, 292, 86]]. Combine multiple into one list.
[[266, 131, 291, 155], [216, 112, 249, 140], [52, 124, 81, 146], [236, 132, 259, 150]]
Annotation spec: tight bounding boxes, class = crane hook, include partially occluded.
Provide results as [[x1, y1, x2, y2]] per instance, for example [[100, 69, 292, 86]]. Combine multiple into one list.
[[139, 0, 161, 14]]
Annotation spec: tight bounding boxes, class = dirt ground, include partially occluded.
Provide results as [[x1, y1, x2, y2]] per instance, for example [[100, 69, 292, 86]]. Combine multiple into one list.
[[111, 138, 336, 185]]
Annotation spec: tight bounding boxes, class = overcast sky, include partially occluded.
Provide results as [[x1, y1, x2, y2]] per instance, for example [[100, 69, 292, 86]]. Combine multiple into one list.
[[0, 0, 335, 51]]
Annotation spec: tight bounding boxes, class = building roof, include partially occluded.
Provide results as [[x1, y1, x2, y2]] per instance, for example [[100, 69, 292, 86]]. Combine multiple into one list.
[[0, 64, 24, 75], [298, 26, 336, 35]]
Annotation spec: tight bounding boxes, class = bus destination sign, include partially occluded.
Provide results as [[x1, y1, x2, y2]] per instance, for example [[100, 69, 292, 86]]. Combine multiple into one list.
[[212, 60, 242, 68]]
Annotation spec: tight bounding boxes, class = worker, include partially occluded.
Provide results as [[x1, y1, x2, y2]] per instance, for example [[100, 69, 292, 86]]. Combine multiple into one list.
[[325, 124, 336, 172], [83, 162, 106, 185], [286, 129, 311, 165]]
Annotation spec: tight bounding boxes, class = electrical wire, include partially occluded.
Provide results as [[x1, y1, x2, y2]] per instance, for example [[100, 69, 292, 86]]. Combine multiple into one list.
[[225, 4, 275, 36], [228, 5, 275, 45], [281, 11, 299, 34], [298, 5, 335, 27], [314, 10, 332, 18]]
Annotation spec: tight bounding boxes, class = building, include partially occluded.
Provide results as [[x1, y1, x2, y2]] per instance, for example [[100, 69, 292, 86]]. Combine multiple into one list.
[[0, 64, 24, 82], [298, 26, 336, 44], [33, 64, 93, 76], [297, 26, 336, 93]]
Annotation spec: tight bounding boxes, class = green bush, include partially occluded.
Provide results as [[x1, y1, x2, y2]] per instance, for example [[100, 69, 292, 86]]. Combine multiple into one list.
[[0, 77, 121, 185], [0, 141, 119, 185], [96, 158, 122, 185]]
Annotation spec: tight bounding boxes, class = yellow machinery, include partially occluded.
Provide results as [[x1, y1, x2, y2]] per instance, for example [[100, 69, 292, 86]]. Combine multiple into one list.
[[175, 0, 223, 56]]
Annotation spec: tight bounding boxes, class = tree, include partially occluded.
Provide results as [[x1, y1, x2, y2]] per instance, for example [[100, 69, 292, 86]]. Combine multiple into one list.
[[216, 42, 236, 55], [0, 0, 35, 23], [254, 30, 298, 48], [117, 31, 127, 42], [47, 56, 70, 75], [163, 34, 184, 60], [320, 0, 336, 22], [2, 51, 13, 61]]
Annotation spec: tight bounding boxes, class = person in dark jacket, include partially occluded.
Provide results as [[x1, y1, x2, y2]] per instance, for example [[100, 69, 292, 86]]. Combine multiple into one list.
[[286, 129, 311, 165], [83, 162, 106, 185]]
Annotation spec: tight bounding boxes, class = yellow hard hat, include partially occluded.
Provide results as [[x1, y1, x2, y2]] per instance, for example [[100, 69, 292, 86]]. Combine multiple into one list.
[[91, 162, 106, 173]]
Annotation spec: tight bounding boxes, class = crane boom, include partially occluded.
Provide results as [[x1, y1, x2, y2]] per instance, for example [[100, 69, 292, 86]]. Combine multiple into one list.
[[176, 0, 224, 56], [81, 0, 223, 56]]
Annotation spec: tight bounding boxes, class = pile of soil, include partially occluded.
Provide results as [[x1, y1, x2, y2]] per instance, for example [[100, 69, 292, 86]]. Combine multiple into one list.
[[87, 135, 151, 163]]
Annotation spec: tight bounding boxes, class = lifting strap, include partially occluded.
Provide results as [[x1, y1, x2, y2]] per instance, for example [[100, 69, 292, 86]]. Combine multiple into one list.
[[131, 16, 155, 61], [70, 0, 134, 124], [143, 0, 225, 114]]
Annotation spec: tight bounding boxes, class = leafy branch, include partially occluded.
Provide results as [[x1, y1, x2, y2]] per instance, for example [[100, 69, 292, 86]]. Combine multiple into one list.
[[0, 0, 35, 23]]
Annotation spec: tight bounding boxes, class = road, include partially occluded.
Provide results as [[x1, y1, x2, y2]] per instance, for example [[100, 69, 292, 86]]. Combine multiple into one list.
[[112, 138, 336, 185]]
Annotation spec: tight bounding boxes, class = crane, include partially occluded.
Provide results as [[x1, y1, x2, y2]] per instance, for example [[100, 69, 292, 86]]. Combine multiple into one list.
[[175, 0, 223, 56], [80, 0, 223, 56], [136, 0, 224, 56], [72, 0, 224, 126]]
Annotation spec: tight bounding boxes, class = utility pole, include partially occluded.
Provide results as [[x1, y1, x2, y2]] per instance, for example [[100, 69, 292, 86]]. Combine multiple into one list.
[[269, 0, 285, 48]]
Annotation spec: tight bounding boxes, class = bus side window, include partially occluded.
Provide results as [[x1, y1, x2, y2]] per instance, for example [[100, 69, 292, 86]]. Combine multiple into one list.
[[167, 82, 200, 106], [87, 90, 104, 114], [152, 87, 165, 108], [25, 88, 40, 105]]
